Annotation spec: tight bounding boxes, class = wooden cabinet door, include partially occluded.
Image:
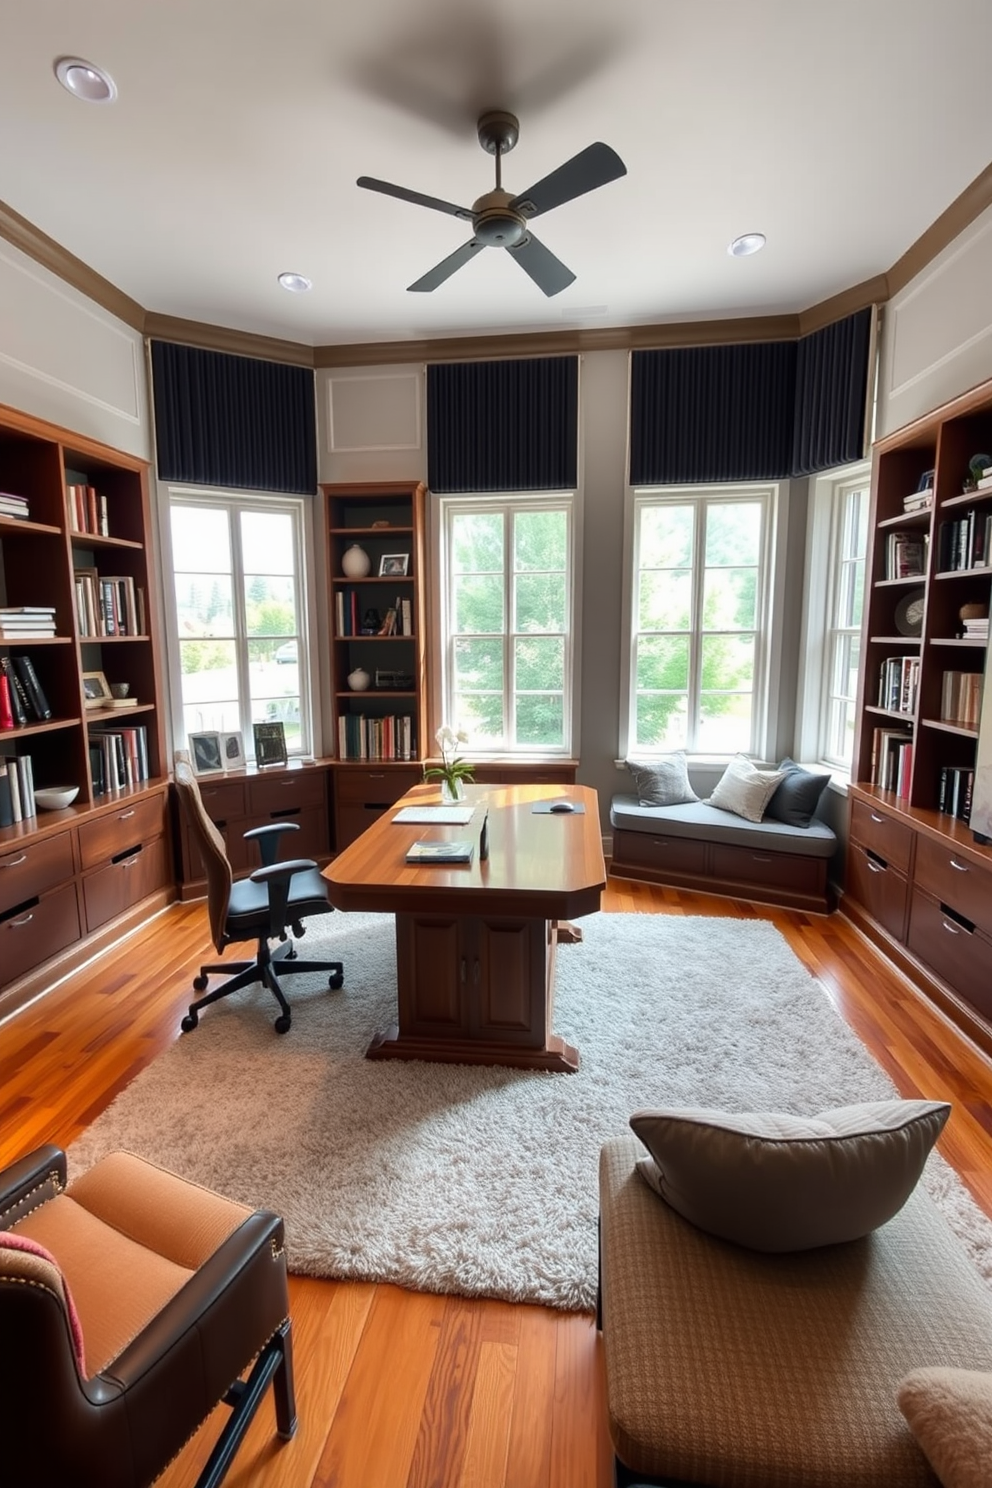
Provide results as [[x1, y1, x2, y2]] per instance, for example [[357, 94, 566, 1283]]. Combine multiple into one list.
[[472, 918, 552, 1046]]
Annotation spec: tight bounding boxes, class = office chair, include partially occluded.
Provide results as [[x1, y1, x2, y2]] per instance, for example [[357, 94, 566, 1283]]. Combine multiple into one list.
[[0, 1143, 297, 1488], [173, 757, 344, 1033]]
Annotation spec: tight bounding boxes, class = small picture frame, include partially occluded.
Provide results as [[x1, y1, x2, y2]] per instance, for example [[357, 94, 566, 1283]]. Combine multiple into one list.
[[219, 730, 246, 771], [378, 553, 409, 577], [189, 731, 224, 774], [82, 670, 112, 709], [253, 720, 288, 768]]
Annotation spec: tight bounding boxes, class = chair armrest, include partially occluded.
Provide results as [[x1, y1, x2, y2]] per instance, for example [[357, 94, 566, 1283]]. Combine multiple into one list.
[[83, 1210, 287, 1404], [0, 1145, 67, 1229], [244, 821, 300, 868], [250, 858, 319, 936], [249, 858, 318, 886]]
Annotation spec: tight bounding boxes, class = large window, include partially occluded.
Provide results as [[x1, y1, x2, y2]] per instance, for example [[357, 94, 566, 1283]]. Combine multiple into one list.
[[167, 492, 310, 758], [625, 488, 774, 754], [797, 465, 870, 772], [436, 495, 576, 754]]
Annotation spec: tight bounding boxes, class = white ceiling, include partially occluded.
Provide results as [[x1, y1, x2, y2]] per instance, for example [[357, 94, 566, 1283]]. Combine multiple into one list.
[[4, 0, 992, 350]]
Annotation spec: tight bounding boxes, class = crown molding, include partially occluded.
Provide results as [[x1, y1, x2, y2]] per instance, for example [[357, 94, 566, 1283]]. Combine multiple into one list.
[[887, 159, 992, 298], [797, 276, 889, 336], [142, 312, 315, 367], [0, 198, 145, 331]]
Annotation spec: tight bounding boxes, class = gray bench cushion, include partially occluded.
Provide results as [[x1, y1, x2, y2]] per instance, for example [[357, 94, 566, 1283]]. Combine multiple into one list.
[[610, 794, 836, 860], [600, 1134, 992, 1487]]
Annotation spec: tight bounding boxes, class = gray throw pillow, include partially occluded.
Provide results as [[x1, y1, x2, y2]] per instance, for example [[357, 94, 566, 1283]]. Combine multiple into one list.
[[630, 1098, 950, 1252], [707, 754, 786, 823], [766, 757, 831, 828], [625, 752, 698, 807]]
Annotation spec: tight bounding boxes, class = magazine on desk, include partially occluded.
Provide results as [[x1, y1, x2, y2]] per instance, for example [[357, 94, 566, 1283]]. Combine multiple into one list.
[[405, 839, 475, 864]]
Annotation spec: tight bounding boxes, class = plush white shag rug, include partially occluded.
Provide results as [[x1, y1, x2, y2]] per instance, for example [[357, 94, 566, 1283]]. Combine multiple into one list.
[[68, 911, 992, 1311]]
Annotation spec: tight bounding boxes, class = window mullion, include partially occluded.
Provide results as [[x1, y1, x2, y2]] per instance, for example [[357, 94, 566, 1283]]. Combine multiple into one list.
[[687, 497, 706, 752]]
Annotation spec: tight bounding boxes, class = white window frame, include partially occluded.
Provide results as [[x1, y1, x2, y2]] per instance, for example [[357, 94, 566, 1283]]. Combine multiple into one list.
[[795, 460, 871, 777], [619, 483, 780, 760], [431, 491, 581, 758], [160, 485, 319, 762]]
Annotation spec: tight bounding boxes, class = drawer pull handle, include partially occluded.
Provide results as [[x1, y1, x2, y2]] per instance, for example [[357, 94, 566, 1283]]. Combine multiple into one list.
[[942, 920, 961, 935], [870, 812, 884, 823], [460, 957, 467, 984], [11, 913, 33, 927], [949, 859, 969, 873], [751, 853, 773, 863], [121, 857, 137, 868], [867, 859, 884, 873], [0, 854, 28, 868], [118, 809, 136, 820]]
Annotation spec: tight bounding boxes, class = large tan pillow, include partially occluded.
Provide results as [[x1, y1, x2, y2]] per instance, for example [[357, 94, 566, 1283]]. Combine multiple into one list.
[[629, 1098, 950, 1252], [897, 1367, 992, 1488], [707, 753, 787, 822]]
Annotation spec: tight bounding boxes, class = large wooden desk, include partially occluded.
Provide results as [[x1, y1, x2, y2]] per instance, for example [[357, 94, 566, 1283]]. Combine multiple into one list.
[[323, 781, 606, 1071]]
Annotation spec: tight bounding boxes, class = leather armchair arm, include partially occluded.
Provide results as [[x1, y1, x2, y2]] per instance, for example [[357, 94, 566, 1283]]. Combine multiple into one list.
[[0, 1144, 66, 1229]]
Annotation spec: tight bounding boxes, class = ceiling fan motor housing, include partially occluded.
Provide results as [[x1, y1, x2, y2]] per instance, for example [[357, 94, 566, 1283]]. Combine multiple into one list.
[[472, 189, 527, 247]]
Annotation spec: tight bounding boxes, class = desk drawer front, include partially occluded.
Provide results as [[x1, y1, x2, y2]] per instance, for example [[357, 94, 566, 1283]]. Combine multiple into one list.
[[1, 883, 80, 986], [907, 887, 992, 1021], [249, 770, 326, 816], [846, 842, 909, 941], [83, 836, 170, 933], [914, 836, 992, 939], [195, 779, 247, 821], [850, 801, 914, 873], [0, 830, 75, 915], [78, 794, 167, 871], [335, 767, 421, 805]]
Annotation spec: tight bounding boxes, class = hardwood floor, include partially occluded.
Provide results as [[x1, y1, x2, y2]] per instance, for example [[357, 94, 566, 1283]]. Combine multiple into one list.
[[3, 879, 992, 1488]]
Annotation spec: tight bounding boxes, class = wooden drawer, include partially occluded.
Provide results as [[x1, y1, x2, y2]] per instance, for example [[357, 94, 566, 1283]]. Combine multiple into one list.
[[335, 766, 421, 805], [845, 841, 910, 942], [913, 835, 992, 939], [0, 882, 81, 986], [472, 764, 577, 785], [0, 830, 75, 915], [335, 802, 396, 851], [710, 842, 823, 894], [907, 887, 992, 1022], [77, 793, 168, 871], [612, 828, 707, 877], [248, 768, 327, 817], [849, 800, 914, 874], [194, 778, 247, 822], [83, 835, 170, 933]]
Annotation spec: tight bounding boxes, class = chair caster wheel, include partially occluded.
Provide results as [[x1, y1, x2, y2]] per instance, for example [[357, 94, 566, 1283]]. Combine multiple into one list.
[[181, 1012, 198, 1033], [193, 974, 209, 992], [329, 968, 344, 990], [274, 1014, 292, 1034]]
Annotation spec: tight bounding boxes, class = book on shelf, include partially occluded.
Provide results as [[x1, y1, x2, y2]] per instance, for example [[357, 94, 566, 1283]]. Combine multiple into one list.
[[870, 727, 913, 791], [0, 674, 13, 730], [877, 655, 919, 714], [902, 490, 933, 511], [405, 839, 475, 864], [0, 658, 29, 726], [938, 765, 974, 821], [0, 492, 29, 518], [0, 753, 35, 821], [89, 726, 148, 791], [961, 618, 989, 639], [976, 470, 992, 490], [938, 511, 991, 571], [12, 655, 52, 720], [65, 482, 109, 537], [940, 670, 983, 728], [885, 530, 927, 578], [337, 712, 414, 761]]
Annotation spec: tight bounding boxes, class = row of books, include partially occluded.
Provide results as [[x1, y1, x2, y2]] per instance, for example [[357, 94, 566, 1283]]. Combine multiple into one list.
[[0, 655, 52, 727], [334, 590, 413, 638], [89, 726, 150, 794], [74, 568, 145, 637], [937, 511, 991, 572], [0, 754, 36, 825], [0, 490, 29, 521], [66, 482, 110, 537], [0, 604, 56, 640], [870, 727, 913, 795], [337, 712, 415, 761], [940, 670, 983, 728], [938, 765, 974, 821], [877, 654, 920, 714], [884, 530, 927, 579]]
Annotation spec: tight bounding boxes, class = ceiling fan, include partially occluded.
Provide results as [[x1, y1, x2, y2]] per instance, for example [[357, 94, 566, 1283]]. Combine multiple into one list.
[[357, 110, 626, 296]]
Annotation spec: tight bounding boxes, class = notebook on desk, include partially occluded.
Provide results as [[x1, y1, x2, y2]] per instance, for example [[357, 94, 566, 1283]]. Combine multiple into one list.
[[405, 839, 475, 864]]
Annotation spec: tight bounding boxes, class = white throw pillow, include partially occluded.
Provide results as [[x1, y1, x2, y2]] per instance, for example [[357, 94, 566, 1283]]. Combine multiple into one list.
[[630, 1099, 950, 1252], [898, 1367, 992, 1488], [625, 752, 698, 807], [708, 753, 787, 822]]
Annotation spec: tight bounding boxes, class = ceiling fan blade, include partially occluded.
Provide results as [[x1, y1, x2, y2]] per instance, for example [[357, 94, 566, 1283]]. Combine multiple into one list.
[[509, 141, 626, 219], [507, 232, 576, 297], [357, 176, 473, 222], [408, 239, 485, 292]]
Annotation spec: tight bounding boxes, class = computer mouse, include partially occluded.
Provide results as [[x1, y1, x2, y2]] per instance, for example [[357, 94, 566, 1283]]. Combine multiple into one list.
[[550, 801, 574, 813]]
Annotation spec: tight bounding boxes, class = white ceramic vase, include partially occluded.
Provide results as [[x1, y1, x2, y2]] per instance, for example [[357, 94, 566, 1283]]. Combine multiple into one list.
[[347, 667, 371, 692], [341, 543, 371, 578]]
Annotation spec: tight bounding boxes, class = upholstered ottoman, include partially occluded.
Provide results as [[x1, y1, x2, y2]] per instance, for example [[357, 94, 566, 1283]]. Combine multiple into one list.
[[598, 1134, 992, 1488]]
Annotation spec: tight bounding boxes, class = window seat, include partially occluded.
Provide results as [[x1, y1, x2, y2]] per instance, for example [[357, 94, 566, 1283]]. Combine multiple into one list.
[[609, 794, 837, 913]]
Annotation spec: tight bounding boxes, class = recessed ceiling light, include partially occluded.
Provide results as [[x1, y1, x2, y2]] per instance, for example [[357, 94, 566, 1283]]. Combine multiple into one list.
[[54, 57, 117, 103], [728, 233, 766, 258], [278, 272, 312, 293]]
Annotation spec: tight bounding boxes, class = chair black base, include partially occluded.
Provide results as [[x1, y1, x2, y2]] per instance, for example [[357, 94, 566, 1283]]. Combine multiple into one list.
[[196, 1320, 297, 1488], [182, 936, 344, 1034]]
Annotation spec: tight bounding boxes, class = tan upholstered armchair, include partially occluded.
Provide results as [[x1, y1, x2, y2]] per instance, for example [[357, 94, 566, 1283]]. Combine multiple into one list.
[[0, 1143, 297, 1488]]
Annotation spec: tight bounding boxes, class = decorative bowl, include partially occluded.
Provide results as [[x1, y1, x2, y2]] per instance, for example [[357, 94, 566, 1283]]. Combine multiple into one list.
[[34, 785, 79, 811]]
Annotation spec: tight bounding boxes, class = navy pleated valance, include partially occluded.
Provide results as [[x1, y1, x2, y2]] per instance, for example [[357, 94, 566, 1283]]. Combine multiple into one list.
[[427, 356, 578, 492], [150, 341, 317, 494]]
